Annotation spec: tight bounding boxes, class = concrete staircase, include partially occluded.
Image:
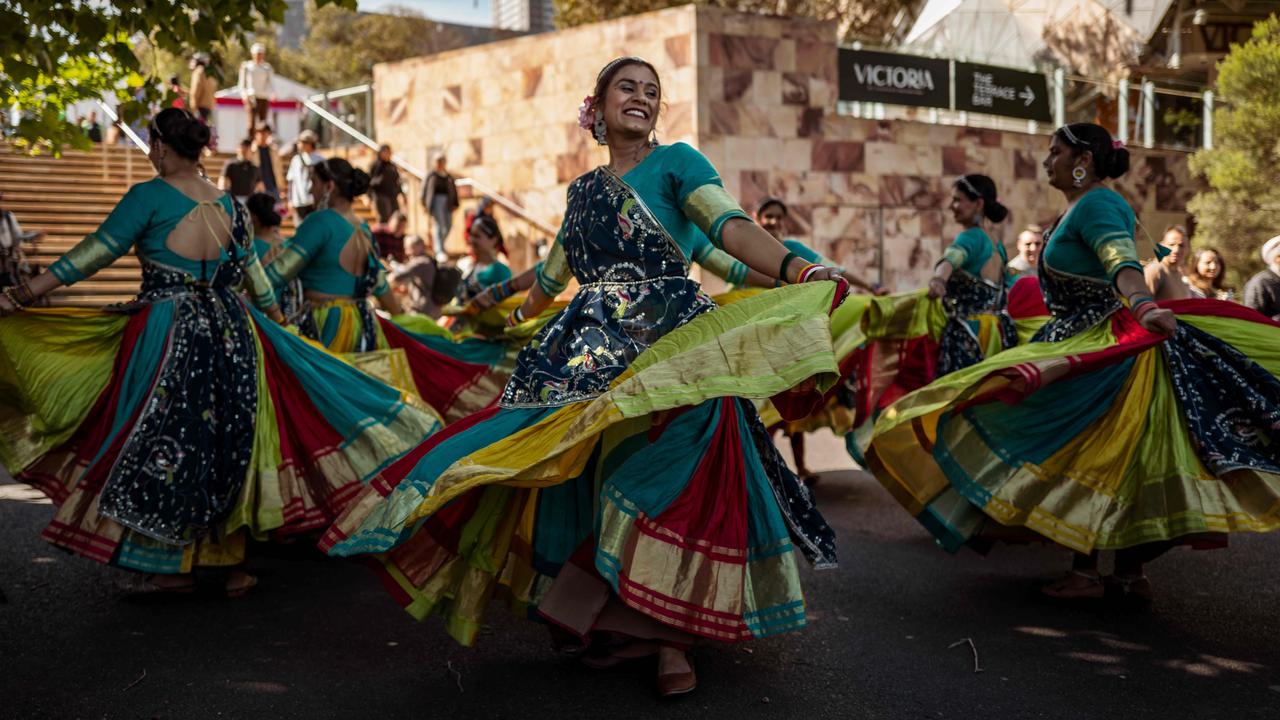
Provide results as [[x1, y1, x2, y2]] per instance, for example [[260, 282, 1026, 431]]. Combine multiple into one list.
[[0, 142, 376, 307]]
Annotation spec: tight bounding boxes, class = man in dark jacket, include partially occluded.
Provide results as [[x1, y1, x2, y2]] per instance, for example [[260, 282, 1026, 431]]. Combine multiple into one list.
[[1244, 235, 1280, 321], [420, 155, 459, 261], [368, 144, 403, 224]]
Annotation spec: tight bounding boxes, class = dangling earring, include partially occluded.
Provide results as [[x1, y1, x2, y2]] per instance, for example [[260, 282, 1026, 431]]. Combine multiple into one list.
[[648, 129, 658, 148], [1071, 165, 1088, 188], [592, 110, 608, 146], [972, 213, 984, 226]]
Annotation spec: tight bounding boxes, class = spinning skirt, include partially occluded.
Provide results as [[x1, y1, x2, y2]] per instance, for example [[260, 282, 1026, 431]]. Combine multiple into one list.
[[0, 303, 441, 573], [322, 284, 843, 646], [867, 298, 1280, 553]]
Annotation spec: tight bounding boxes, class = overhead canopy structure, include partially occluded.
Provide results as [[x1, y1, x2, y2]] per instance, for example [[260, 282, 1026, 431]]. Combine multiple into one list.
[[902, 0, 1176, 78]]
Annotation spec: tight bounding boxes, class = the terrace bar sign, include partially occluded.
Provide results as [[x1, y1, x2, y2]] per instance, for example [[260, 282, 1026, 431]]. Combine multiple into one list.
[[837, 48, 950, 109]]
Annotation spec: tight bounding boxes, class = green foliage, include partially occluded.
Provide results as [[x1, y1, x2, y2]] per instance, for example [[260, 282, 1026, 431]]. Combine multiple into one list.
[[1188, 15, 1280, 283], [272, 4, 487, 89], [552, 0, 918, 43], [0, 0, 354, 154]]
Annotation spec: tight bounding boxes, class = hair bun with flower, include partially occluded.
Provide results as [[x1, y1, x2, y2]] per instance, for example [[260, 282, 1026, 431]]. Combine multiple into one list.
[[1112, 139, 1125, 149], [577, 96, 595, 130]]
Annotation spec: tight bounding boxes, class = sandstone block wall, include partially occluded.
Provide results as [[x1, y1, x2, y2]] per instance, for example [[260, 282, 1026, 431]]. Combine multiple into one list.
[[373, 4, 1195, 291]]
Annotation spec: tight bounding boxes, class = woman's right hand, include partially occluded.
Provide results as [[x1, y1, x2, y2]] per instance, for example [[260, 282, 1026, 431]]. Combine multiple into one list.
[[0, 294, 16, 317], [471, 289, 497, 310], [927, 277, 947, 300]]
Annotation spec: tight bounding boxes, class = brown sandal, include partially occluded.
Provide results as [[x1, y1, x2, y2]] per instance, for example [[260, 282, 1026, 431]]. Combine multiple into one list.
[[225, 570, 258, 598], [656, 644, 696, 698], [1038, 570, 1104, 600]]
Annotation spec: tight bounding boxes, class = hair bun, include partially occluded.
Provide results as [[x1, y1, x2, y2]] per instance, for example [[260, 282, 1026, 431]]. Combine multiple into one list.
[[1103, 147, 1130, 179], [349, 168, 371, 198], [985, 200, 1010, 224]]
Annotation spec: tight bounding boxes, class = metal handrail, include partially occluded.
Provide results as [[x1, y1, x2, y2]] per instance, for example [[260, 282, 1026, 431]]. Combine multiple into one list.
[[299, 94, 557, 237], [96, 100, 148, 153]]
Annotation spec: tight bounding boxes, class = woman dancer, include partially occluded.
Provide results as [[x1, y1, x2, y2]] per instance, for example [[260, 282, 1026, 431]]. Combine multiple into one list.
[[265, 158, 495, 422], [1186, 247, 1235, 300], [322, 57, 847, 696], [0, 109, 439, 595], [926, 174, 1018, 374], [867, 123, 1280, 603]]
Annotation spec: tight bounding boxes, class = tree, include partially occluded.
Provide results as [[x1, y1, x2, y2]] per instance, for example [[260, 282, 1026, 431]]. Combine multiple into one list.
[[1187, 15, 1280, 284], [0, 0, 352, 153], [552, 0, 921, 44]]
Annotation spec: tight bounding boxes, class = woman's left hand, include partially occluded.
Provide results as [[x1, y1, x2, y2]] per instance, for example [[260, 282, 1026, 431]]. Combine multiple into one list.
[[0, 295, 15, 317], [1139, 307, 1177, 335], [471, 290, 497, 310]]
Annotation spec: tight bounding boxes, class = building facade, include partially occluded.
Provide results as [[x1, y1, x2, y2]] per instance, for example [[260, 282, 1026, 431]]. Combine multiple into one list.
[[373, 5, 1197, 291], [492, 0, 556, 33]]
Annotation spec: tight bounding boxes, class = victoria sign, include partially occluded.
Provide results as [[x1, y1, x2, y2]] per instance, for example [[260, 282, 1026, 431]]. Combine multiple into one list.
[[837, 48, 950, 109]]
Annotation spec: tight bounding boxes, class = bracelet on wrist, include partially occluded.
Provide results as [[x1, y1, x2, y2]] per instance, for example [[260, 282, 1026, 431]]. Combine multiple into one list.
[[1131, 300, 1157, 320], [798, 264, 827, 283], [2, 286, 28, 311], [778, 251, 799, 284], [506, 306, 526, 327]]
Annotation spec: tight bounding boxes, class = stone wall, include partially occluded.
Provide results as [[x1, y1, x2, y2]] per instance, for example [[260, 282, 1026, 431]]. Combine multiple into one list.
[[372, 4, 1196, 291]]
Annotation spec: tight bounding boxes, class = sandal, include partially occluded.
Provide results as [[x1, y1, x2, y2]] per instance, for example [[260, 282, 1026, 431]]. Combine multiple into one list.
[[124, 573, 197, 598], [580, 639, 659, 670], [1107, 573, 1154, 609], [1038, 570, 1104, 601], [656, 644, 696, 698], [225, 570, 259, 598]]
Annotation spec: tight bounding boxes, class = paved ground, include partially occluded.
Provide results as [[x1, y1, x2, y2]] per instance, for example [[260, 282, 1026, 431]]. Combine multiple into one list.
[[3, 431, 1278, 719]]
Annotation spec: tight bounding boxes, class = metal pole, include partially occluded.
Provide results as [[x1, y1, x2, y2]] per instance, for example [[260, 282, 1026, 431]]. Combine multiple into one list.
[[1202, 90, 1214, 150], [1117, 78, 1130, 144], [365, 85, 374, 141], [1053, 68, 1065, 127], [1142, 80, 1156, 148]]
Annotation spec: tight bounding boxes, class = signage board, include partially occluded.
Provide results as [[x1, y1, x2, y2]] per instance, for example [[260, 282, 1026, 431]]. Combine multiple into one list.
[[838, 48, 950, 109], [954, 61, 1052, 122]]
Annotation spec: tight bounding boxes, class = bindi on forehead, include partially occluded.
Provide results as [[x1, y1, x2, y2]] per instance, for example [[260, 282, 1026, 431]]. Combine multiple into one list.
[[614, 69, 659, 90]]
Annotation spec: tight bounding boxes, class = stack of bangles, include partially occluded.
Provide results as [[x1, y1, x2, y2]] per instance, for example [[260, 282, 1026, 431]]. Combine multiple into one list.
[[487, 278, 517, 303], [1, 284, 34, 311], [1129, 293, 1158, 322], [777, 252, 831, 285], [505, 306, 526, 328]]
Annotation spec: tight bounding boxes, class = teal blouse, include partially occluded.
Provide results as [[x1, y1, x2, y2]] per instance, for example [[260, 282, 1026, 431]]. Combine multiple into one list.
[[265, 208, 389, 298], [939, 227, 1008, 279], [1042, 187, 1141, 283], [49, 178, 276, 309], [459, 260, 513, 301], [536, 143, 751, 295], [53, 178, 238, 283]]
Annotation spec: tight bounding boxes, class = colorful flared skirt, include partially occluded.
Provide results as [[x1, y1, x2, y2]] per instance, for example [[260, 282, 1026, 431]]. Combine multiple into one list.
[[303, 298, 506, 423], [0, 303, 442, 573], [866, 298, 1280, 554], [321, 283, 843, 646]]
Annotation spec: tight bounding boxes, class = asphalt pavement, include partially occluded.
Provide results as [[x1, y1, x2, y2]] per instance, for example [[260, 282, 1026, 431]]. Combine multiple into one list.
[[3, 432, 1278, 719]]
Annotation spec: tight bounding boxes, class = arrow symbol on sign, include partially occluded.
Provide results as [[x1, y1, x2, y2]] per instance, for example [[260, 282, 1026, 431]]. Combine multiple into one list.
[[1020, 86, 1035, 106]]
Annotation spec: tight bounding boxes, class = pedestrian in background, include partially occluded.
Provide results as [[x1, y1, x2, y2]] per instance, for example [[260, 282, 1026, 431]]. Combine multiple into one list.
[[189, 53, 218, 124], [238, 42, 274, 134], [420, 154, 458, 261], [368, 144, 404, 224], [287, 129, 323, 221], [252, 124, 283, 202], [219, 138, 261, 205], [1244, 235, 1280, 320]]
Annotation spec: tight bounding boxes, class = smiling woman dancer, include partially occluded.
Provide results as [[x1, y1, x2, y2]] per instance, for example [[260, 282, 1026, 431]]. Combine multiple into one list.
[[322, 57, 848, 697], [0, 109, 439, 597], [867, 123, 1280, 605]]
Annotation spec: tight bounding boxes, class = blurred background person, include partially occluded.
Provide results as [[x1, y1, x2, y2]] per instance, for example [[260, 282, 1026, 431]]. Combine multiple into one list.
[[1244, 235, 1280, 320], [286, 129, 323, 221], [368, 144, 404, 225], [238, 42, 274, 134], [218, 138, 261, 205], [420, 154, 458, 261], [1006, 224, 1042, 281]]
